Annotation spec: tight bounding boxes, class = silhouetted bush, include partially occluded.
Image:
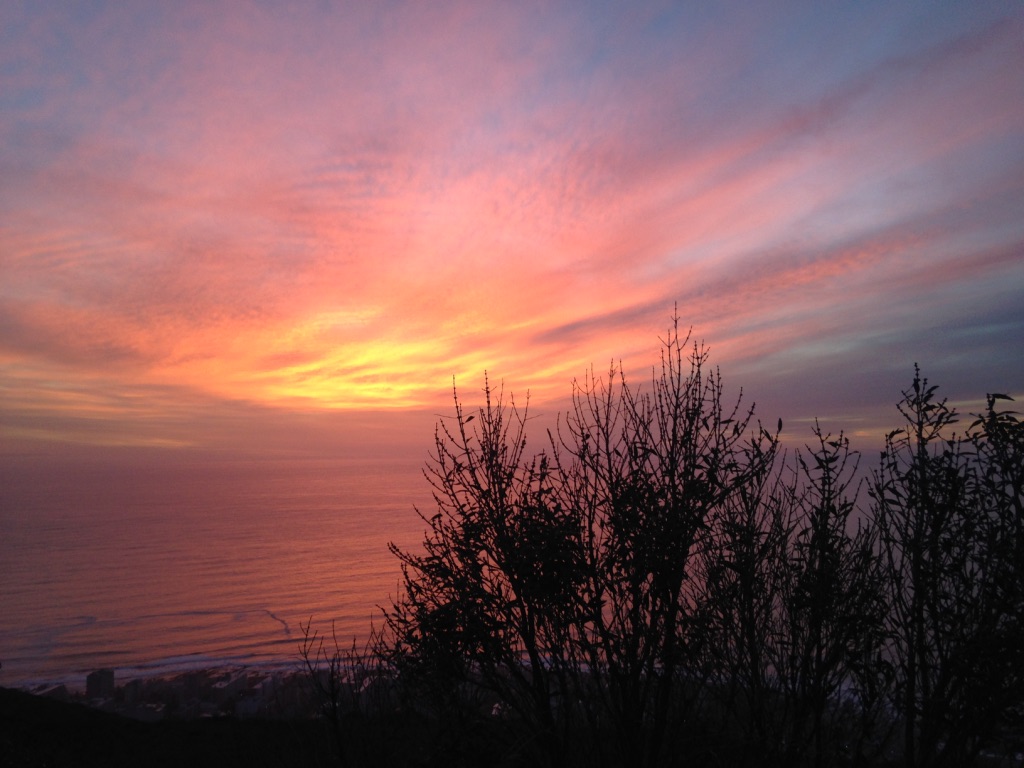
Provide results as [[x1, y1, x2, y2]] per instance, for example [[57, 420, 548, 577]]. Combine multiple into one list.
[[871, 372, 1024, 768], [375, 320, 1022, 768]]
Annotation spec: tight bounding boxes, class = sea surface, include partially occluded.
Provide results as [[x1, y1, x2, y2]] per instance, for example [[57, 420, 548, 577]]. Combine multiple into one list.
[[0, 451, 432, 689]]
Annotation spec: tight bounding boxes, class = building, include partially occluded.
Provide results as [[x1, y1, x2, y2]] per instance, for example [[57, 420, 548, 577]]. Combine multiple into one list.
[[86, 668, 115, 699]]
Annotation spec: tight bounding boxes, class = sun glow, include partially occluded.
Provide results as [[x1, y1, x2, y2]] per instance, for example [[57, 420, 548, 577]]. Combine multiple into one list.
[[1, 3, 1022, 450]]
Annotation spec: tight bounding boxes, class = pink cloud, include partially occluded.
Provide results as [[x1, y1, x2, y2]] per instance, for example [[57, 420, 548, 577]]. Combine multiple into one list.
[[2, 3, 1022, 448]]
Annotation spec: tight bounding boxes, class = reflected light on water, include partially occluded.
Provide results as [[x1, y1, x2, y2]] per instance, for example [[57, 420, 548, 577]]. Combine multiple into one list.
[[0, 453, 431, 687]]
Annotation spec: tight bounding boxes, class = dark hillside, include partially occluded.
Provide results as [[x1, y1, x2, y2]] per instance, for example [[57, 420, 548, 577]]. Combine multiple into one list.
[[0, 687, 331, 768]]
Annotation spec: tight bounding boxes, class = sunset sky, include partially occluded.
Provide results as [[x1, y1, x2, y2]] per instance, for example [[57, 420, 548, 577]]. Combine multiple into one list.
[[2, 2, 1023, 458]]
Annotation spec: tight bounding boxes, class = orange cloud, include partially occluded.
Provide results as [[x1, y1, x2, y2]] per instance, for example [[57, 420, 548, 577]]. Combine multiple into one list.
[[2, 3, 1022, 450]]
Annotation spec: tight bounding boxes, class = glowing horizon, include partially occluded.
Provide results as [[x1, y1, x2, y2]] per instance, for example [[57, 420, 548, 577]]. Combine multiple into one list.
[[2, 3, 1022, 453]]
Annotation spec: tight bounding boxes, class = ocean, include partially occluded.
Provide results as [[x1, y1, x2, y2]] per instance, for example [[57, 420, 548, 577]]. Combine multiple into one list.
[[0, 451, 431, 689]]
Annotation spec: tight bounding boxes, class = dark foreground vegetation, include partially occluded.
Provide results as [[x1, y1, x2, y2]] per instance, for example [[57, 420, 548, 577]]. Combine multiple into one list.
[[302, 318, 1023, 768]]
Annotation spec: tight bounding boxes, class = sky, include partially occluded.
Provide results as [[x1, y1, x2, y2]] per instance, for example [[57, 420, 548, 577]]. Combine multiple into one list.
[[2, 1, 1023, 459]]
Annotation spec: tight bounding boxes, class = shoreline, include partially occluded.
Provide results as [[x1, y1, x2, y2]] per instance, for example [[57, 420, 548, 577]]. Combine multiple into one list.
[[2, 650, 310, 694], [11, 661, 321, 722]]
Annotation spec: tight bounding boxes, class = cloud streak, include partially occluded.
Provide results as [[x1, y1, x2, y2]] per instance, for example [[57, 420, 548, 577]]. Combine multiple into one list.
[[2, 2, 1022, 450]]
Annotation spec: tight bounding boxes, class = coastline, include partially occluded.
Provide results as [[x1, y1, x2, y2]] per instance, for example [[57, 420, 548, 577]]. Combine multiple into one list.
[[13, 661, 319, 722], [5, 653, 307, 696]]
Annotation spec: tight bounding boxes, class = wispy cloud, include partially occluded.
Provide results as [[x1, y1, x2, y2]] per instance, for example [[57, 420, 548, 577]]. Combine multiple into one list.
[[2, 2, 1022, 450]]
